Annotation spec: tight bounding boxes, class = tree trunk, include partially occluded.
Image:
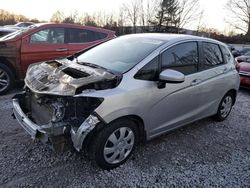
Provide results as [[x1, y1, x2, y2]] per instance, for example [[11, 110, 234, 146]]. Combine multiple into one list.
[[246, 21, 250, 36]]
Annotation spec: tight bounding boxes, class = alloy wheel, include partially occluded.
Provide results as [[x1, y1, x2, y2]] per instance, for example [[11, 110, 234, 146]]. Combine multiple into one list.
[[0, 68, 9, 93]]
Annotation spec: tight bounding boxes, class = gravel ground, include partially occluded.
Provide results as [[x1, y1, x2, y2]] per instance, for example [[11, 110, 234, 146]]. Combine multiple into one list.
[[0, 88, 249, 187]]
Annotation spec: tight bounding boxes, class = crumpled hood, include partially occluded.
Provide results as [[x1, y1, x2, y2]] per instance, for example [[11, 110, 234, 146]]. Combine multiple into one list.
[[25, 59, 116, 96]]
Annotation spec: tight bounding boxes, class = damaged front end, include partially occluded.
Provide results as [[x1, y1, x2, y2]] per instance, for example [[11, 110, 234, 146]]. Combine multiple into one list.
[[12, 59, 120, 151]]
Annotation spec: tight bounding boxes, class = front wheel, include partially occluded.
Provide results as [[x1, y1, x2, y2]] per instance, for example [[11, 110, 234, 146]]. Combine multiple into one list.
[[214, 92, 234, 121], [89, 118, 139, 170]]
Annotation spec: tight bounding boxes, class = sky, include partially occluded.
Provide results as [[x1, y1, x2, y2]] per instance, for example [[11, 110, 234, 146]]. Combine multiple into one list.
[[0, 0, 230, 32]]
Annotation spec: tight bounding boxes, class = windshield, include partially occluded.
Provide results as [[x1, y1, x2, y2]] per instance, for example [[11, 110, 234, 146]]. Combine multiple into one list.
[[77, 36, 165, 73]]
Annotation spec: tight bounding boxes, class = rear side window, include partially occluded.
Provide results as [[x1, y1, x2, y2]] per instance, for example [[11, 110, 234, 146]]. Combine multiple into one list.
[[161, 42, 198, 75], [202, 42, 223, 69], [68, 29, 107, 43], [68, 28, 94, 43], [95, 32, 108, 40]]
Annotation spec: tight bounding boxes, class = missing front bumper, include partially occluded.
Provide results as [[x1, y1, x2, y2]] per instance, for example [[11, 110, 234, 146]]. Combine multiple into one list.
[[13, 98, 46, 139], [12, 94, 67, 142], [12, 93, 101, 151]]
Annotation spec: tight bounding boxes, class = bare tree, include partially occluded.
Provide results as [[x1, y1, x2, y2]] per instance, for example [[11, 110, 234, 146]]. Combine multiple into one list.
[[138, 0, 159, 30], [50, 11, 65, 23], [145, 0, 159, 28], [123, 0, 141, 33], [226, 0, 250, 35], [177, 0, 202, 28]]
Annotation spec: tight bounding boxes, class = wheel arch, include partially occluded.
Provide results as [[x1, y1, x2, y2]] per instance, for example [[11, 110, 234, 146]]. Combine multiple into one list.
[[0, 56, 18, 80], [98, 115, 146, 142], [83, 114, 146, 152], [226, 89, 237, 105]]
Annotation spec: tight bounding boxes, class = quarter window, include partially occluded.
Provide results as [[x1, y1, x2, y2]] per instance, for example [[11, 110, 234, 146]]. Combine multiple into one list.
[[30, 28, 65, 44], [221, 45, 233, 64], [161, 42, 198, 75], [134, 57, 159, 81], [202, 42, 223, 69]]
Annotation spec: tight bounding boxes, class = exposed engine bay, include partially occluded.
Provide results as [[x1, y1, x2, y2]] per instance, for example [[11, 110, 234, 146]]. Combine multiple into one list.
[[25, 59, 121, 96], [13, 59, 121, 151]]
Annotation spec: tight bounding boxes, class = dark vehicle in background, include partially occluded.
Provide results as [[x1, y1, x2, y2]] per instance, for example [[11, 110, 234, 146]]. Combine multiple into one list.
[[235, 56, 250, 87], [0, 23, 116, 94], [232, 47, 250, 57]]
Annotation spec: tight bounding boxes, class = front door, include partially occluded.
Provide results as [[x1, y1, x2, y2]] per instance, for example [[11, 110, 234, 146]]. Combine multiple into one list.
[[149, 41, 206, 136], [20, 27, 68, 75]]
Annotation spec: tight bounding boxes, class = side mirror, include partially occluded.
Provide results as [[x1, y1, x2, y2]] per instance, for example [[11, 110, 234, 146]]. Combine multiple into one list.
[[237, 58, 244, 63], [158, 69, 185, 89], [159, 69, 185, 83]]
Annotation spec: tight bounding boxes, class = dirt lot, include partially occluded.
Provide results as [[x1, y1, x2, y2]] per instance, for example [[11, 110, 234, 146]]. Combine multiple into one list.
[[0, 88, 249, 187]]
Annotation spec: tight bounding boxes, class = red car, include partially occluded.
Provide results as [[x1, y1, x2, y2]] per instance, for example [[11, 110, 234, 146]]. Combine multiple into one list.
[[235, 56, 250, 87], [0, 23, 116, 94]]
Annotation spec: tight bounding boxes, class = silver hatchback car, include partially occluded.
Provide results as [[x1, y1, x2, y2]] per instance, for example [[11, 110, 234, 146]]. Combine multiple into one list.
[[13, 34, 240, 169]]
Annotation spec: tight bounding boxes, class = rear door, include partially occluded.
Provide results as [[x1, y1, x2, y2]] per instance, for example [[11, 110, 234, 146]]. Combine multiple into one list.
[[197, 42, 232, 109], [21, 27, 67, 73]]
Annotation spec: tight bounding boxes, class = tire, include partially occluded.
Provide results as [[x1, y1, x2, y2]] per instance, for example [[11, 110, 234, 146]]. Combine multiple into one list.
[[89, 118, 139, 170], [0, 64, 14, 95], [214, 92, 234, 121]]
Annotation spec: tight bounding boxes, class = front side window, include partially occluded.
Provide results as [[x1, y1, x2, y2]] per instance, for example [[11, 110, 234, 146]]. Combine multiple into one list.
[[30, 28, 65, 44], [202, 42, 223, 69], [161, 42, 198, 75]]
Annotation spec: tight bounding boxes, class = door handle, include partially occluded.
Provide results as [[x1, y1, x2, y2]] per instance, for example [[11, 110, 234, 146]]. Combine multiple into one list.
[[56, 48, 68, 52], [191, 79, 202, 86]]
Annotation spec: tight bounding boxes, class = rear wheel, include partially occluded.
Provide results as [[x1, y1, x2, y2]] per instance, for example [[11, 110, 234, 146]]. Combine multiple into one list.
[[0, 64, 14, 95], [89, 118, 139, 170], [215, 92, 234, 121]]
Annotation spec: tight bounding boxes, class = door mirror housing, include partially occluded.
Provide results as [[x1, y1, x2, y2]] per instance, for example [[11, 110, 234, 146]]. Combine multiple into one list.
[[159, 69, 185, 83], [158, 69, 185, 89]]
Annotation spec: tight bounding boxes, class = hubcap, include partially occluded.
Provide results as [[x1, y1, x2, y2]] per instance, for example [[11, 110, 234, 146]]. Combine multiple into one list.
[[0, 68, 9, 92], [104, 127, 135, 164], [220, 96, 232, 118]]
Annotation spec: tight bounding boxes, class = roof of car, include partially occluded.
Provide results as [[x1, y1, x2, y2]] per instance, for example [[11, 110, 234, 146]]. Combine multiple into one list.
[[33, 23, 115, 33], [122, 33, 224, 45]]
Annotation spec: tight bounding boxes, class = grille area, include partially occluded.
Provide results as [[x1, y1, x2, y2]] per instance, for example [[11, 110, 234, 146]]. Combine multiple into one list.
[[30, 94, 54, 125]]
